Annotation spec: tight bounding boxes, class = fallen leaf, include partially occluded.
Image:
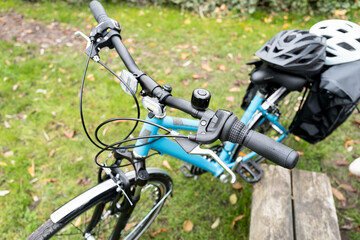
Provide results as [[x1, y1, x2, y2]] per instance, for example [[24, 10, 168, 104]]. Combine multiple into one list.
[[149, 228, 167, 238], [332, 187, 345, 201], [201, 63, 213, 72], [77, 177, 92, 186], [218, 64, 226, 71], [336, 159, 348, 166], [157, 80, 166, 85], [296, 151, 304, 156], [201, 82, 208, 88], [211, 217, 221, 229], [28, 160, 35, 177], [12, 84, 19, 91], [180, 53, 190, 60], [165, 68, 172, 75], [229, 87, 240, 92], [238, 152, 247, 157], [182, 60, 192, 67], [63, 130, 76, 139], [149, 42, 156, 47], [282, 23, 290, 29], [184, 19, 191, 24], [232, 181, 243, 191], [4, 121, 10, 128], [30, 178, 38, 184], [0, 161, 7, 166], [49, 149, 56, 157], [344, 139, 354, 149], [128, 47, 135, 54], [303, 15, 311, 22], [86, 74, 95, 81], [353, 118, 360, 125], [340, 223, 353, 230], [162, 160, 172, 171], [74, 216, 82, 227], [334, 9, 347, 18], [4, 151, 14, 158], [44, 178, 59, 184], [0, 190, 10, 196], [124, 222, 138, 231], [192, 74, 203, 79], [294, 136, 301, 142], [226, 96, 234, 103], [36, 89, 47, 95], [229, 193, 237, 205], [43, 130, 50, 141], [183, 220, 193, 232], [231, 214, 245, 229], [339, 184, 356, 192], [264, 16, 273, 23]]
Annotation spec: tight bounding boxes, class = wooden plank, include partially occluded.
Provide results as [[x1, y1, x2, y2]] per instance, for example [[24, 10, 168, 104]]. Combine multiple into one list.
[[292, 169, 341, 240], [249, 164, 294, 240]]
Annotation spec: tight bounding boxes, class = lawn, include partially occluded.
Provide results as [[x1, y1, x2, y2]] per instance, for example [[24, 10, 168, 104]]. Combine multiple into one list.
[[0, 0, 359, 239]]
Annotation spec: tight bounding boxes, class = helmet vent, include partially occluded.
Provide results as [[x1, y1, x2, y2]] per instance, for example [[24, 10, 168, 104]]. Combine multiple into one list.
[[302, 36, 316, 41], [337, 28, 348, 33], [326, 51, 336, 57], [284, 35, 296, 42], [319, 26, 327, 29], [356, 38, 360, 43], [337, 42, 356, 51], [280, 54, 292, 60], [274, 47, 282, 53]]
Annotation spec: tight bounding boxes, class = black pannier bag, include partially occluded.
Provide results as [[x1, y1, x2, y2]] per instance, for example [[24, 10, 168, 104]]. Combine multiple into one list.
[[289, 60, 360, 144]]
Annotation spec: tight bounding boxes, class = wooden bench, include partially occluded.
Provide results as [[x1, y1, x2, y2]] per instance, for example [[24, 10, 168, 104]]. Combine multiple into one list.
[[249, 164, 341, 240]]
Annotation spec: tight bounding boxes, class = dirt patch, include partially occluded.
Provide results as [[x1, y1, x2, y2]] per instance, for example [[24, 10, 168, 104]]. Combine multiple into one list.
[[0, 11, 83, 49]]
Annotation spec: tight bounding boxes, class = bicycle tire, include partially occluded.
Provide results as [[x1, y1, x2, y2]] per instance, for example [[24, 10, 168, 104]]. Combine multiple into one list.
[[27, 168, 172, 240]]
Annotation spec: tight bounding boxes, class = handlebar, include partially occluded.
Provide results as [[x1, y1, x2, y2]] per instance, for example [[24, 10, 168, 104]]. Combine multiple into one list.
[[89, 1, 204, 118], [88, 1, 298, 169], [89, 0, 111, 23], [222, 119, 298, 169]]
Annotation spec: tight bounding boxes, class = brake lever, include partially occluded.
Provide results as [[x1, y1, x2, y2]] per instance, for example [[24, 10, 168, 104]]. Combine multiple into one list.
[[189, 146, 237, 184], [174, 135, 237, 184], [74, 31, 91, 49]]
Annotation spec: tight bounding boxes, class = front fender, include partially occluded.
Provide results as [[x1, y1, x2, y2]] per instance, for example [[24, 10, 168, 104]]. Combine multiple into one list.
[[50, 171, 137, 224]]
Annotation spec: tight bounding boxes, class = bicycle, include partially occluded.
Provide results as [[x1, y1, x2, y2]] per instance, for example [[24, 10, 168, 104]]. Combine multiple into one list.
[[27, 1, 299, 239]]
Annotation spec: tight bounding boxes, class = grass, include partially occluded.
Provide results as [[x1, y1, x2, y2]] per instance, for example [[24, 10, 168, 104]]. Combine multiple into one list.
[[0, 0, 359, 239]]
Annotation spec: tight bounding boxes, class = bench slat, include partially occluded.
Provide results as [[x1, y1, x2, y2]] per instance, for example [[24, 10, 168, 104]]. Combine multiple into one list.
[[292, 169, 341, 240], [249, 164, 294, 240]]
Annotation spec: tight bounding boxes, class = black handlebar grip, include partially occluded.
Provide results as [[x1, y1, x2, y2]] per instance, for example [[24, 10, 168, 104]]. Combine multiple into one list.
[[243, 130, 299, 169], [89, 0, 111, 23]]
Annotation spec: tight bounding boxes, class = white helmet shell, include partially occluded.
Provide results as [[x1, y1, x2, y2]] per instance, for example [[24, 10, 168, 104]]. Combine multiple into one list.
[[310, 19, 360, 65]]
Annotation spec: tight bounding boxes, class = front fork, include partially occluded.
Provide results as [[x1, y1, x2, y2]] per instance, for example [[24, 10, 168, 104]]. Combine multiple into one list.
[[89, 149, 150, 239]]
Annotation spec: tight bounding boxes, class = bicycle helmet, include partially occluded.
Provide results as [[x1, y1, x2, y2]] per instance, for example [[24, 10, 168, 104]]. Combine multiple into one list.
[[310, 19, 360, 65], [255, 29, 326, 76]]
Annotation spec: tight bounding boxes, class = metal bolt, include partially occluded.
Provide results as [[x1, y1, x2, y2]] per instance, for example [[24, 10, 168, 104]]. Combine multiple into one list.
[[200, 120, 207, 126], [219, 174, 229, 183]]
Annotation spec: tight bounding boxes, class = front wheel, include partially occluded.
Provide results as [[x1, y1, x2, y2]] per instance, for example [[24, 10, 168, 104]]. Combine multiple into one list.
[[27, 168, 172, 240]]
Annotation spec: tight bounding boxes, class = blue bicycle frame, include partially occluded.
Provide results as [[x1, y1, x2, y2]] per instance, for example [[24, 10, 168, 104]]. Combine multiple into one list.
[[134, 91, 289, 178]]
